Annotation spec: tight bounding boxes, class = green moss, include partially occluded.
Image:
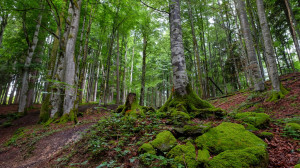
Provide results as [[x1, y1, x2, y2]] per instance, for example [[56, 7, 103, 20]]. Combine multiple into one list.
[[167, 142, 198, 168], [170, 110, 190, 123], [285, 123, 300, 131], [183, 124, 211, 136], [267, 84, 289, 102], [159, 84, 224, 119], [151, 130, 177, 152], [257, 132, 274, 140], [39, 95, 51, 123], [116, 105, 125, 113], [295, 164, 300, 168], [59, 108, 77, 124], [197, 149, 210, 163], [138, 143, 156, 155], [195, 122, 267, 154], [208, 146, 268, 168], [235, 112, 270, 128], [244, 123, 259, 131]]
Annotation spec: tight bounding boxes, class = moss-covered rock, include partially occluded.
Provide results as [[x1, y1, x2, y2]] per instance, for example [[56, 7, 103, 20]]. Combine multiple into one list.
[[244, 123, 259, 131], [258, 132, 274, 140], [295, 164, 300, 168], [169, 110, 191, 125], [208, 146, 268, 168], [195, 122, 267, 154], [167, 142, 198, 168], [285, 123, 300, 131], [235, 112, 270, 128], [151, 130, 177, 152], [197, 149, 210, 163], [138, 143, 156, 155]]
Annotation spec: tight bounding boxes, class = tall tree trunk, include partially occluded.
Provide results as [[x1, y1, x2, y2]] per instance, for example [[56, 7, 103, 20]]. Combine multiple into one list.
[[235, 0, 265, 91], [8, 80, 17, 105], [18, 12, 43, 113], [256, 0, 281, 92], [169, 0, 189, 96], [116, 31, 120, 104], [139, 33, 147, 106], [187, 0, 203, 98], [284, 0, 300, 61], [50, 2, 73, 118], [0, 14, 8, 47], [122, 41, 128, 104], [63, 0, 82, 120]]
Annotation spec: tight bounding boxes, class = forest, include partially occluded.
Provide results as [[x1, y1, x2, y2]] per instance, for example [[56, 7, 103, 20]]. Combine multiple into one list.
[[0, 0, 299, 167]]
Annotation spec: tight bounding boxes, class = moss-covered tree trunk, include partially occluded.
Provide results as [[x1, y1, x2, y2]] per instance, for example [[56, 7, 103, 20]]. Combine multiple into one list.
[[159, 0, 223, 118]]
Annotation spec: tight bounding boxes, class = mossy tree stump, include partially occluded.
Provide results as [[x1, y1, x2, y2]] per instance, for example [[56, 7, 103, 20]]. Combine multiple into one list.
[[159, 84, 224, 118], [116, 93, 145, 118]]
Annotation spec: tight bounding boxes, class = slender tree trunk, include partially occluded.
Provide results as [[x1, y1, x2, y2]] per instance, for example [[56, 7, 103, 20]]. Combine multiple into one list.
[[18, 12, 43, 113], [122, 41, 128, 104], [8, 80, 17, 105], [235, 0, 265, 91], [116, 31, 120, 104], [0, 14, 8, 47], [139, 33, 147, 106], [284, 0, 300, 61], [256, 0, 281, 92], [63, 0, 82, 118], [187, 0, 203, 98], [169, 0, 189, 96]]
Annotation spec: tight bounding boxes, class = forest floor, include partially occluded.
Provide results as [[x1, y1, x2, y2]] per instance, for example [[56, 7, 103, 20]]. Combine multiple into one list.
[[0, 73, 299, 168]]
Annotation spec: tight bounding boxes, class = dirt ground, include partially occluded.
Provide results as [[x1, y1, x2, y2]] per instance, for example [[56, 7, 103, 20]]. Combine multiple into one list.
[[0, 104, 117, 168]]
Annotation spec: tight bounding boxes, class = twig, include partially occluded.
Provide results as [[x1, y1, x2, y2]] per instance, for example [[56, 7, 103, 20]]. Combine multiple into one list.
[[140, 0, 169, 14]]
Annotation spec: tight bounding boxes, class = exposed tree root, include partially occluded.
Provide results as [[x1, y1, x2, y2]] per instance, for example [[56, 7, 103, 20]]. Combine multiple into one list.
[[159, 85, 224, 118], [267, 84, 289, 102]]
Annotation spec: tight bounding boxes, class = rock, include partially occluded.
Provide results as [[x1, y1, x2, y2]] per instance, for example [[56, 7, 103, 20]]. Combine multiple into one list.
[[295, 164, 300, 168], [173, 124, 211, 138], [151, 130, 177, 152], [197, 149, 210, 163], [167, 142, 198, 168], [208, 146, 268, 168], [235, 112, 270, 128], [138, 143, 156, 155], [195, 122, 267, 154]]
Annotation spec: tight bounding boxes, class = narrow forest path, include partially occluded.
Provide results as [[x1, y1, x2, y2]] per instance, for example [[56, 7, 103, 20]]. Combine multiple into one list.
[[0, 104, 118, 168]]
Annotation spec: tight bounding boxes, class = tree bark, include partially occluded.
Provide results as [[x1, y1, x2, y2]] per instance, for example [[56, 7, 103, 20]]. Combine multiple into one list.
[[139, 33, 147, 106], [0, 14, 8, 47], [116, 31, 120, 104], [284, 0, 300, 61], [235, 0, 265, 91], [169, 0, 189, 96], [63, 0, 82, 118], [256, 0, 281, 91], [18, 11, 43, 113]]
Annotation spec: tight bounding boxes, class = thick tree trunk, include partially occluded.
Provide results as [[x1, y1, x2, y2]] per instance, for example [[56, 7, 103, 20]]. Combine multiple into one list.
[[62, 0, 82, 121], [235, 0, 265, 91], [18, 12, 43, 113], [50, 2, 73, 118], [169, 0, 189, 96], [139, 34, 147, 106], [256, 0, 281, 92]]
